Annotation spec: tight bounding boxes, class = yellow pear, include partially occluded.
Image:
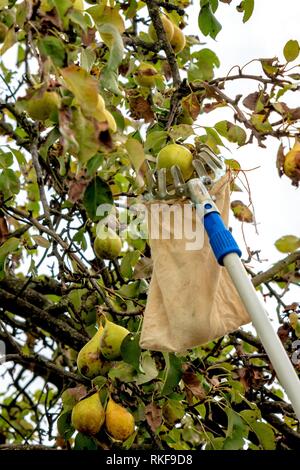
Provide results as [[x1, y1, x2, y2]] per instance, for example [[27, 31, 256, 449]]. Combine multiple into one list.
[[170, 24, 186, 54], [77, 326, 109, 378], [71, 392, 105, 435], [94, 227, 122, 260], [134, 63, 160, 88], [283, 141, 300, 185], [100, 318, 129, 360], [149, 15, 174, 42], [157, 143, 194, 183], [105, 398, 135, 441]]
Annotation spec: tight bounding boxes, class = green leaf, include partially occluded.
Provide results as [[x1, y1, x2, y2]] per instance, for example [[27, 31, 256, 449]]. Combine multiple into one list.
[[120, 251, 140, 279], [121, 332, 141, 371], [283, 39, 300, 62], [38, 36, 65, 67], [239, 0, 255, 23], [11, 149, 26, 168], [227, 124, 247, 145], [96, 23, 124, 95], [275, 235, 300, 253], [198, 4, 222, 40], [144, 130, 168, 154], [61, 65, 99, 119], [91, 376, 107, 389], [0, 151, 13, 169], [251, 422, 276, 450], [39, 128, 60, 161], [161, 353, 183, 396], [136, 351, 158, 385], [223, 408, 248, 450], [73, 228, 87, 251], [122, 430, 137, 449], [52, 0, 72, 27], [86, 153, 105, 176], [0, 169, 20, 198], [168, 124, 194, 141], [74, 432, 98, 450], [108, 361, 136, 383], [83, 176, 113, 222], [98, 24, 124, 71], [57, 411, 75, 440], [32, 235, 51, 249], [190, 48, 220, 82], [0, 237, 19, 259], [125, 137, 145, 174]]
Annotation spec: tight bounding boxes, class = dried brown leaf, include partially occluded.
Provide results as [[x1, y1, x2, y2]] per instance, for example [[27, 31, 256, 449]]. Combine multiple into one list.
[[145, 402, 162, 432]]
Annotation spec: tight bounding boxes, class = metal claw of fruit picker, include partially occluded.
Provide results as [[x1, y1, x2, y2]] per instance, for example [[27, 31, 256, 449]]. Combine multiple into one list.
[[145, 144, 300, 421]]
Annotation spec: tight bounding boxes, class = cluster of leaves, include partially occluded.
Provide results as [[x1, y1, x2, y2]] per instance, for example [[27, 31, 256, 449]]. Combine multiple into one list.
[[0, 0, 299, 451]]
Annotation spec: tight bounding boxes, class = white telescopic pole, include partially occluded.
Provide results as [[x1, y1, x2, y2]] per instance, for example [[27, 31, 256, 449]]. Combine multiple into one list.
[[223, 252, 300, 421]]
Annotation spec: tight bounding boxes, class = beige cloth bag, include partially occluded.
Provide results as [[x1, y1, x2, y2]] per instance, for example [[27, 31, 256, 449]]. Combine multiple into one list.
[[140, 173, 250, 352]]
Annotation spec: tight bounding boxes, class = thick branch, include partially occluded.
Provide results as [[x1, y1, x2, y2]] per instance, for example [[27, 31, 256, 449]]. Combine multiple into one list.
[[260, 411, 300, 449], [0, 288, 87, 350], [4, 354, 87, 389], [252, 251, 300, 287]]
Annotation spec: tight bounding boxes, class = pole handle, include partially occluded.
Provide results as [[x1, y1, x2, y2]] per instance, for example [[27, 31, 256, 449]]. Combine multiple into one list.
[[203, 208, 241, 265]]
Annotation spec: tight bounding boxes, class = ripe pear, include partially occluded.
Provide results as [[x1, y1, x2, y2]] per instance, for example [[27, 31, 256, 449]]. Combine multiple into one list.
[[170, 24, 186, 54], [134, 63, 159, 88], [157, 143, 194, 183], [100, 318, 129, 360], [71, 392, 105, 435], [77, 326, 109, 378], [0, 22, 8, 43], [149, 15, 174, 42], [23, 91, 61, 121], [94, 227, 122, 260], [283, 141, 300, 185], [105, 398, 135, 441]]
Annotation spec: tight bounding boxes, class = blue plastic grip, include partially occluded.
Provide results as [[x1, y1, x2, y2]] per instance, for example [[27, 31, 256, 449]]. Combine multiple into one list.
[[204, 209, 241, 265]]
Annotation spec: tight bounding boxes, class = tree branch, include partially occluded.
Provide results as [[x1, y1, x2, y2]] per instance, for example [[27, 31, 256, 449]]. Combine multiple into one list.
[[252, 251, 300, 287], [0, 288, 87, 350], [145, 0, 181, 87]]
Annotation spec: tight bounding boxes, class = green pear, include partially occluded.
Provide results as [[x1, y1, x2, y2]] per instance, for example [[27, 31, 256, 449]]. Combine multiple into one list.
[[71, 392, 105, 435], [77, 326, 110, 378], [94, 226, 122, 260], [100, 318, 129, 360]]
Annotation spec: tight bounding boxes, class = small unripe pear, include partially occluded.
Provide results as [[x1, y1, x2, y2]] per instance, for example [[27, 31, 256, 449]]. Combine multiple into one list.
[[134, 63, 159, 88], [149, 15, 174, 42], [94, 227, 122, 260], [105, 398, 135, 441], [283, 141, 300, 185], [71, 392, 105, 435], [100, 318, 129, 360], [77, 326, 110, 379], [170, 24, 186, 54]]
